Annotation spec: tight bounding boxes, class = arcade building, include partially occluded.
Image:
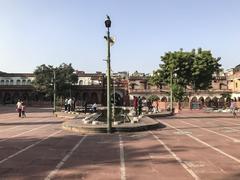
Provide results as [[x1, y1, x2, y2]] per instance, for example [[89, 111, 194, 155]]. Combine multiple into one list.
[[0, 64, 240, 109]]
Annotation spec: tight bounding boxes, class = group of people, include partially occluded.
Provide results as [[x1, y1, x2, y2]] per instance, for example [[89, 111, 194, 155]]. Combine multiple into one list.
[[64, 98, 97, 113], [16, 99, 26, 118], [64, 98, 76, 112], [133, 96, 142, 116]]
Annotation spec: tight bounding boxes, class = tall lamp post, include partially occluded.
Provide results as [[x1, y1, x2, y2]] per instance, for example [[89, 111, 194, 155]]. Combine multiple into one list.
[[53, 69, 56, 113], [113, 78, 116, 121], [105, 15, 112, 133], [170, 69, 173, 112], [170, 65, 174, 113]]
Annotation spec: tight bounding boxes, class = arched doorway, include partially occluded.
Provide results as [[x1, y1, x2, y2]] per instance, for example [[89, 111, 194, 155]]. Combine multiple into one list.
[[226, 97, 231, 107], [190, 96, 198, 109], [111, 92, 123, 106], [161, 96, 167, 102], [83, 92, 89, 102], [218, 97, 225, 108], [212, 97, 218, 108], [199, 97, 204, 108], [74, 92, 81, 101], [90, 92, 99, 104], [205, 97, 211, 107], [182, 97, 189, 108], [191, 97, 197, 102], [12, 92, 20, 104], [3, 93, 11, 104], [22, 93, 29, 104]]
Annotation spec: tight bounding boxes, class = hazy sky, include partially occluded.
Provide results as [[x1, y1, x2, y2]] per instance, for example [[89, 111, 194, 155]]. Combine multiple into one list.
[[0, 0, 240, 73]]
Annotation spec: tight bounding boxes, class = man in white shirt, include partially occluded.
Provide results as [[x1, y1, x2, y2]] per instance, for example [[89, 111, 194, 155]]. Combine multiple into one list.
[[16, 99, 22, 117], [67, 98, 72, 112]]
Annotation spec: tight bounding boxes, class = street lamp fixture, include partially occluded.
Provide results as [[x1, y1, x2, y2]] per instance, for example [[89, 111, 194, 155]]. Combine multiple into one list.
[[105, 15, 111, 28], [105, 15, 112, 133]]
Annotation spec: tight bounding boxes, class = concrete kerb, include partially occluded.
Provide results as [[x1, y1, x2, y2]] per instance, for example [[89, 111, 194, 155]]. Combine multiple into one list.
[[54, 112, 82, 119], [60, 111, 172, 134], [146, 111, 173, 118]]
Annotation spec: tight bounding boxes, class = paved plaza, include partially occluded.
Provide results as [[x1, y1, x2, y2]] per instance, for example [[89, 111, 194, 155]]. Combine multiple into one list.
[[0, 106, 240, 179]]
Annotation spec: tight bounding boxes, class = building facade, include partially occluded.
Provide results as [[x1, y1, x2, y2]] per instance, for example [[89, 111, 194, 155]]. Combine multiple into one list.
[[1, 65, 240, 108]]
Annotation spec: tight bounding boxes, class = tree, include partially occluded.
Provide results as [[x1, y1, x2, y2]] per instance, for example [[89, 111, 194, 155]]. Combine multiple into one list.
[[148, 95, 160, 102], [191, 48, 221, 90], [33, 64, 54, 98], [172, 84, 186, 102], [150, 48, 221, 101], [33, 63, 78, 99], [148, 69, 165, 89]]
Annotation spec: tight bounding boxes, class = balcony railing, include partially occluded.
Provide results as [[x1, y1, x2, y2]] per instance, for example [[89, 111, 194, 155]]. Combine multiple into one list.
[[129, 88, 233, 94], [0, 85, 34, 90], [129, 89, 168, 93]]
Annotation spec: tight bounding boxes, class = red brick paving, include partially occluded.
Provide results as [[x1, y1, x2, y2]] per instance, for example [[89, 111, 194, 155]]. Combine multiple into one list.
[[1, 106, 240, 179]]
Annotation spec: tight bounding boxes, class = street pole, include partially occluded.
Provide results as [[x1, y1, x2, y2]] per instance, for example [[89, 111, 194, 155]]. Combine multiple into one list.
[[170, 68, 173, 113], [113, 79, 115, 121], [105, 16, 112, 133], [53, 69, 56, 113]]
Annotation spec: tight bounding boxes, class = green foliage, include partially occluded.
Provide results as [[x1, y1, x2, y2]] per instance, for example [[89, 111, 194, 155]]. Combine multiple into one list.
[[150, 48, 221, 101], [148, 95, 160, 102], [221, 92, 231, 100], [33, 63, 78, 98], [148, 69, 165, 89], [172, 84, 186, 102], [191, 48, 221, 90]]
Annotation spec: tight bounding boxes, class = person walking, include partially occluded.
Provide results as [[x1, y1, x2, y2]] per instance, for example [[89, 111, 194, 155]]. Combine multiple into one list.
[[67, 98, 72, 112], [147, 100, 153, 112], [133, 96, 138, 116], [138, 96, 142, 115], [21, 102, 26, 118], [16, 99, 22, 118], [64, 98, 68, 112], [230, 99, 238, 118]]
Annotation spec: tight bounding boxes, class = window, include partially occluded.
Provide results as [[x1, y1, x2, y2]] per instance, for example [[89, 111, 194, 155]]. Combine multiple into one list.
[[16, 80, 21, 85], [79, 80, 83, 85], [5, 80, 9, 85], [10, 80, 13, 85], [27, 80, 31, 85], [22, 80, 26, 85], [236, 83, 238, 88], [0, 80, 4, 85]]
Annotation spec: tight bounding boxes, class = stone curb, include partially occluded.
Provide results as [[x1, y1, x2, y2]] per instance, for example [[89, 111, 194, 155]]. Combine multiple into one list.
[[61, 113, 172, 134], [54, 112, 80, 119], [146, 112, 173, 118]]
